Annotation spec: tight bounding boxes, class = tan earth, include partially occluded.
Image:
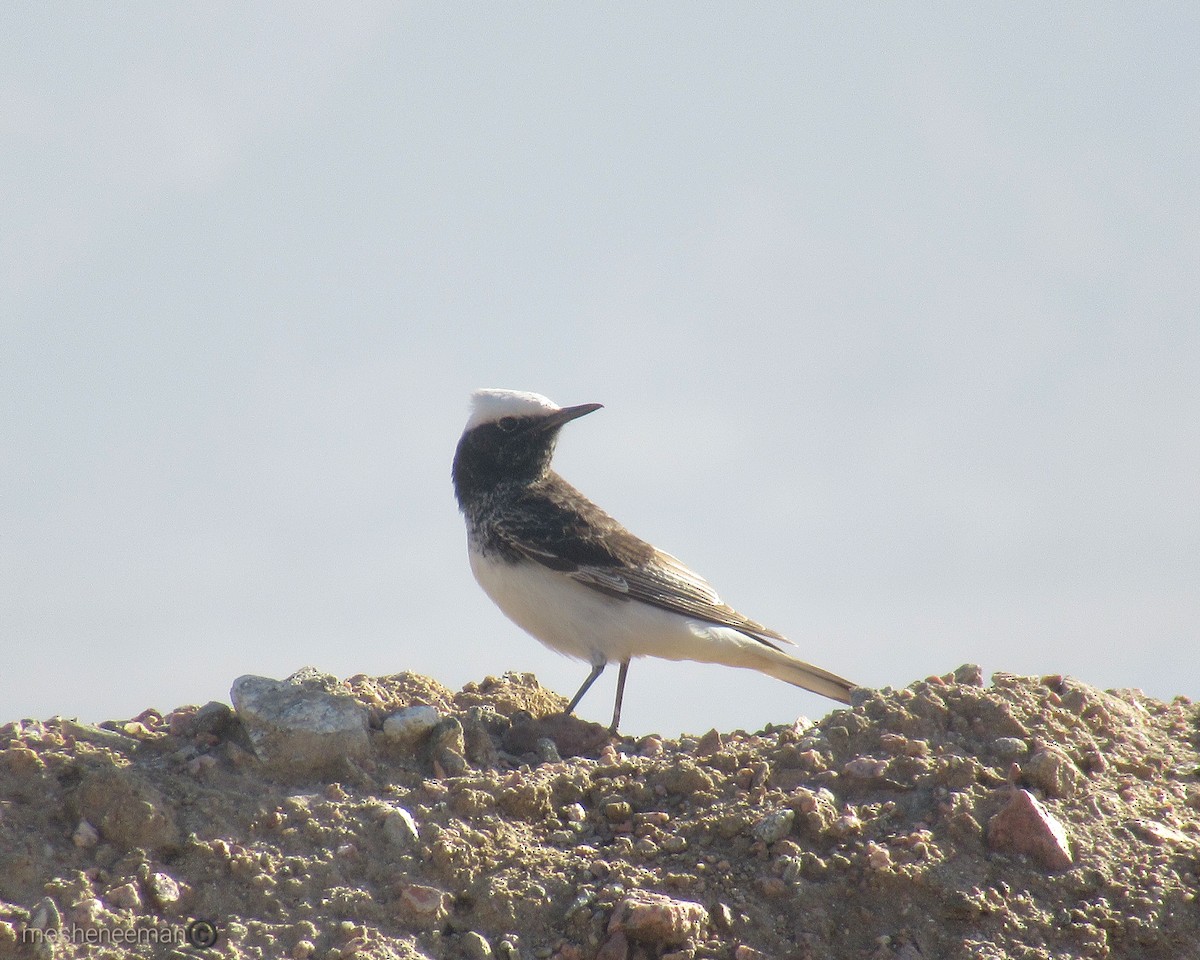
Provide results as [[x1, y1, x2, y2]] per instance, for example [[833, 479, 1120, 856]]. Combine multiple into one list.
[[1, 665, 1198, 960]]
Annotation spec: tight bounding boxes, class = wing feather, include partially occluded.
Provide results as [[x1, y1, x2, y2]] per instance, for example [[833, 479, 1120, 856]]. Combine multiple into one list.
[[490, 479, 795, 650]]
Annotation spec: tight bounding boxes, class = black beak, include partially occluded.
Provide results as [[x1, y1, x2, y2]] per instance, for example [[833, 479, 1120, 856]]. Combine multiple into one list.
[[537, 402, 603, 431]]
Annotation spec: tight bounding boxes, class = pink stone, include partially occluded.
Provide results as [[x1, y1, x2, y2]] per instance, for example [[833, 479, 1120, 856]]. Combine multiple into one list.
[[609, 891, 709, 946], [397, 883, 449, 927], [987, 789, 1073, 870]]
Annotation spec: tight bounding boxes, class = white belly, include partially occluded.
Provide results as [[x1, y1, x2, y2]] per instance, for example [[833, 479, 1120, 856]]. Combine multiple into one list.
[[469, 547, 772, 669]]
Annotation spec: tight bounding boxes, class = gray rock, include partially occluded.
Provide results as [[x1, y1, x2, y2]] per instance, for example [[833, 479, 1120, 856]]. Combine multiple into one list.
[[381, 806, 420, 847], [230, 672, 369, 777], [194, 701, 236, 740], [535, 737, 562, 763], [463, 931, 494, 960], [381, 705, 441, 748], [953, 663, 985, 686], [751, 808, 796, 844]]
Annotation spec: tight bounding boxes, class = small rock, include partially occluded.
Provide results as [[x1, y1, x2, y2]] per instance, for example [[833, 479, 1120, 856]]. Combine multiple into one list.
[[751, 809, 795, 844], [828, 810, 863, 839], [608, 891, 709, 946], [381, 806, 420, 847], [68, 898, 103, 927], [463, 931, 494, 960], [29, 897, 61, 934], [292, 940, 316, 959], [735, 948, 770, 960], [1127, 819, 1200, 850], [694, 729, 722, 756], [953, 663, 985, 686], [194, 701, 237, 740], [639, 736, 664, 757], [562, 803, 587, 823], [147, 871, 181, 910], [1023, 747, 1081, 799], [535, 737, 562, 763], [106, 882, 142, 910], [231, 672, 369, 777], [72, 819, 99, 849], [987, 789, 1073, 870], [604, 800, 633, 823], [381, 705, 441, 748], [758, 876, 788, 897], [865, 842, 893, 870], [843, 757, 889, 780], [397, 883, 450, 929]]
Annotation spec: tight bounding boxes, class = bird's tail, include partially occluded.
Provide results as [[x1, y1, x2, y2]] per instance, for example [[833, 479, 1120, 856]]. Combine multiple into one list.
[[751, 646, 856, 704]]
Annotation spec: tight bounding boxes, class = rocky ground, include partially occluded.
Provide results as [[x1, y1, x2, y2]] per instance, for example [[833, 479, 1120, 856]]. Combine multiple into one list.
[[1, 664, 1199, 960]]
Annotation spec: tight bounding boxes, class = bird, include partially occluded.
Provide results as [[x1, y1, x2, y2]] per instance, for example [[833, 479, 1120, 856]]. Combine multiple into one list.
[[451, 388, 857, 733]]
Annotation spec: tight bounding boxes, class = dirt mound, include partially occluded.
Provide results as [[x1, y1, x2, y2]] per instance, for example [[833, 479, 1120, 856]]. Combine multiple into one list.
[[1, 666, 1198, 960]]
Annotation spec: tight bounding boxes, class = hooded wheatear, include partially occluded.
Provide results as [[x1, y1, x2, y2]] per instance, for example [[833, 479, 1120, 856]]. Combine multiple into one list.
[[452, 388, 856, 733]]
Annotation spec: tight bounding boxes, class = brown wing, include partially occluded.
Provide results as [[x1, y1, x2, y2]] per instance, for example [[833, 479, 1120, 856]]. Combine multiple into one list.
[[492, 476, 795, 652]]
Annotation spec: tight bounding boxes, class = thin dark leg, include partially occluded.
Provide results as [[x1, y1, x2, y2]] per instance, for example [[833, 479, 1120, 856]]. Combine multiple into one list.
[[566, 662, 606, 715], [608, 659, 630, 734]]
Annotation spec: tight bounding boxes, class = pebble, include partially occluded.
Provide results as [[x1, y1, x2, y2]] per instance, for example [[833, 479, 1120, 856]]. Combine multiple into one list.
[[604, 800, 633, 822], [28, 897, 60, 935], [105, 882, 142, 910], [987, 789, 1073, 870], [147, 871, 181, 909], [72, 818, 99, 848], [661, 835, 688, 853], [397, 883, 450, 929], [68, 898, 103, 926], [953, 663, 985, 686], [381, 705, 441, 748], [462, 931, 494, 960], [562, 803, 587, 823], [843, 757, 889, 780], [381, 806, 420, 846], [608, 891, 709, 946], [639, 736, 664, 757], [1127, 819, 1200, 850], [535, 737, 562, 763], [230, 672, 370, 776], [751, 809, 795, 844]]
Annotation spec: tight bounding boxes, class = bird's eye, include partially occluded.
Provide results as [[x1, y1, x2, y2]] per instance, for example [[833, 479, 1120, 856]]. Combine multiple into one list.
[[497, 417, 518, 432]]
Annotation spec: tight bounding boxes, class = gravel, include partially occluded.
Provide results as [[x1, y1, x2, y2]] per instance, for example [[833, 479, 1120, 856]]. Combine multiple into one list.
[[0, 665, 1198, 959]]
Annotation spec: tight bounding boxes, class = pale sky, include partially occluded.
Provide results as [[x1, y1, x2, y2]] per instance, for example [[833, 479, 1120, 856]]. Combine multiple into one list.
[[3, 5, 1198, 736]]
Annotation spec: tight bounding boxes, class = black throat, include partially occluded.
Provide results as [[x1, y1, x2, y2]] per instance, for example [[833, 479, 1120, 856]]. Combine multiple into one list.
[[452, 418, 558, 510]]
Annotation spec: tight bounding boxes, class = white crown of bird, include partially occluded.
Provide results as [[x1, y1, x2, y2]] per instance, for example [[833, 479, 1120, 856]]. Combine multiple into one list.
[[464, 388, 562, 430]]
